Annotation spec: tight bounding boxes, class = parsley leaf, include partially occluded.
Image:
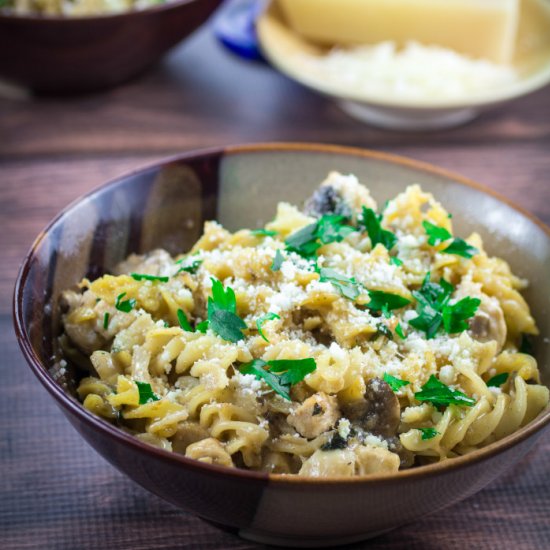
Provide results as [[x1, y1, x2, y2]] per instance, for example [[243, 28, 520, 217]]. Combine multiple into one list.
[[383, 372, 410, 391], [175, 258, 202, 275], [271, 249, 284, 271], [207, 278, 246, 342], [414, 375, 475, 408], [103, 312, 110, 330], [196, 320, 209, 333], [417, 427, 439, 440], [376, 323, 393, 340], [177, 308, 194, 332], [358, 207, 397, 251], [422, 221, 478, 258], [442, 296, 481, 334], [239, 358, 317, 401], [285, 215, 353, 258], [443, 239, 479, 259], [251, 229, 278, 237], [319, 268, 360, 301], [131, 273, 169, 283], [390, 256, 403, 266], [395, 323, 406, 339], [366, 290, 411, 312], [115, 292, 136, 313], [256, 312, 280, 342], [487, 372, 509, 388], [136, 381, 160, 404]]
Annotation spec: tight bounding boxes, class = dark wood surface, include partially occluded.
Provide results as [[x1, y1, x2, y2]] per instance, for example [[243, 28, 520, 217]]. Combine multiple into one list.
[[1, 23, 550, 550]]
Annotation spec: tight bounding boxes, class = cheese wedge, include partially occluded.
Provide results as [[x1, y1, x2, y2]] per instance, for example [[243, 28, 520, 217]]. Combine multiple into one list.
[[277, 0, 520, 64]]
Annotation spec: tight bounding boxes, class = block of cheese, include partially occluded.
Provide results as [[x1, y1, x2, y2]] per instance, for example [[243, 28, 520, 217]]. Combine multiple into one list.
[[277, 0, 520, 64]]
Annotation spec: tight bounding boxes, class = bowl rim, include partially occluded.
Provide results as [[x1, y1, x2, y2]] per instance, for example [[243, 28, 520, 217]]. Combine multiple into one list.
[[256, 0, 550, 111], [13, 142, 550, 486], [0, 0, 212, 22]]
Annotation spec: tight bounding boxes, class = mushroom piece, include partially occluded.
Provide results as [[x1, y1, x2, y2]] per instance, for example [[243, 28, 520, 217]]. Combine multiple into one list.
[[342, 378, 401, 438], [304, 185, 349, 218], [288, 392, 341, 439], [468, 297, 507, 351]]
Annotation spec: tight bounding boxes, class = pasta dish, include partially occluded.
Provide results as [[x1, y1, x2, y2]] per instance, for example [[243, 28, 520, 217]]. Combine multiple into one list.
[[2, 0, 171, 16], [59, 173, 549, 476]]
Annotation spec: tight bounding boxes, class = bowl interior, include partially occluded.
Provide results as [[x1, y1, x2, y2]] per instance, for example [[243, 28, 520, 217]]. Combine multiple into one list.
[[257, 0, 550, 110], [17, 145, 550, 407]]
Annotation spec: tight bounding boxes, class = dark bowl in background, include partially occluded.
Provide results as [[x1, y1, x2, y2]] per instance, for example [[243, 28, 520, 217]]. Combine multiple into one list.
[[0, 0, 222, 94], [13, 144, 550, 547]]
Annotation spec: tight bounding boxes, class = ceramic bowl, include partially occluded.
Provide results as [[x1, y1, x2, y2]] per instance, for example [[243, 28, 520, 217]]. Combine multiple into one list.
[[14, 143, 550, 547], [256, 0, 550, 130], [0, 0, 222, 93]]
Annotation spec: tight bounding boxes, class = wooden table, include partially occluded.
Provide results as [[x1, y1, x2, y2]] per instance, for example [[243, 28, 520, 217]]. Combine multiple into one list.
[[1, 24, 550, 550]]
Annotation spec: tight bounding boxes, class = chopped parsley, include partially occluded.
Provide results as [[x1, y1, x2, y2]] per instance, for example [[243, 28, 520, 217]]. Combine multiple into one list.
[[376, 323, 393, 340], [319, 268, 360, 301], [177, 308, 194, 332], [136, 381, 160, 405], [207, 278, 247, 343], [256, 312, 280, 342], [285, 214, 353, 258], [239, 358, 317, 401], [487, 372, 509, 388], [417, 427, 439, 440], [390, 256, 403, 266], [422, 221, 478, 259], [414, 375, 475, 408], [395, 323, 406, 340], [175, 258, 202, 275], [131, 273, 169, 283], [409, 273, 479, 339], [103, 312, 110, 330], [115, 292, 136, 313], [383, 372, 410, 392], [358, 207, 397, 251], [251, 229, 278, 237], [196, 320, 209, 333], [366, 290, 411, 313], [271, 249, 284, 271]]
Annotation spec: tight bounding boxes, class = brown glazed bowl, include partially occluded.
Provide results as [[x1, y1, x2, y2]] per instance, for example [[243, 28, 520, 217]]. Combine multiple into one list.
[[13, 144, 550, 547], [0, 0, 222, 93]]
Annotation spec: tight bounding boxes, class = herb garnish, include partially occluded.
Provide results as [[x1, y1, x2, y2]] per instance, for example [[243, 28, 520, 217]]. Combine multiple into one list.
[[256, 312, 280, 343], [390, 256, 403, 266], [239, 358, 317, 401], [383, 372, 410, 392], [196, 320, 209, 333], [376, 323, 393, 340], [115, 292, 136, 313], [175, 258, 202, 275], [366, 290, 411, 313], [136, 381, 160, 405], [395, 323, 406, 340], [409, 273, 480, 339], [321, 433, 348, 451], [271, 249, 284, 271], [414, 375, 475, 408], [358, 207, 397, 251], [207, 278, 247, 343], [131, 273, 169, 283], [103, 312, 110, 330], [285, 215, 354, 258], [177, 308, 194, 332], [251, 229, 278, 237], [486, 372, 509, 388], [422, 221, 478, 259], [319, 268, 360, 301], [417, 427, 439, 440]]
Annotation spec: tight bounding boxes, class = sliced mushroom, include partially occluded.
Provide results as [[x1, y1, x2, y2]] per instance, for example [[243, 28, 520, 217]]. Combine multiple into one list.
[[342, 378, 400, 438], [386, 436, 415, 469], [469, 297, 507, 351], [304, 185, 349, 218], [288, 392, 341, 439]]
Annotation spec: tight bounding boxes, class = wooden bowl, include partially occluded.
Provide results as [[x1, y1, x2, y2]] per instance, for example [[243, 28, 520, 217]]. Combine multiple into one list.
[[0, 0, 222, 93], [13, 144, 550, 546]]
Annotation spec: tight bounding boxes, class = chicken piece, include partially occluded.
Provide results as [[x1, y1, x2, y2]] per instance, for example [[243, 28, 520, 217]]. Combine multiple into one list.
[[354, 445, 400, 475], [185, 438, 234, 467], [299, 448, 356, 477], [288, 392, 341, 439], [468, 297, 507, 351], [114, 249, 174, 277], [342, 378, 400, 438]]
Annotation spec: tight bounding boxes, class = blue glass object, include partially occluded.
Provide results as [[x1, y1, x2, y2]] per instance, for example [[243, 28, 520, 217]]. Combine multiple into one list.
[[212, 0, 266, 62]]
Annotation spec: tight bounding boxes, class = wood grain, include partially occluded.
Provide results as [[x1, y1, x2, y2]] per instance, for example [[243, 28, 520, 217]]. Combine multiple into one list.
[[1, 25, 549, 550]]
